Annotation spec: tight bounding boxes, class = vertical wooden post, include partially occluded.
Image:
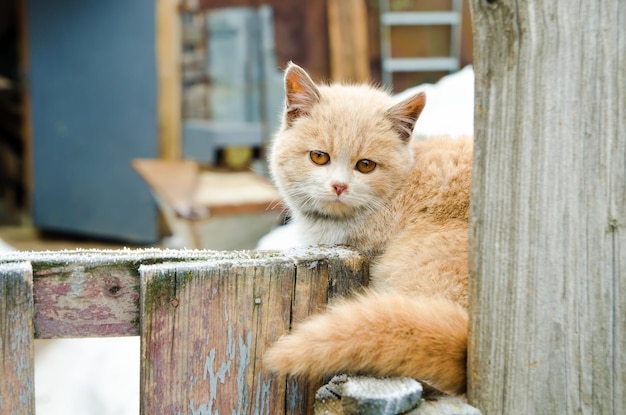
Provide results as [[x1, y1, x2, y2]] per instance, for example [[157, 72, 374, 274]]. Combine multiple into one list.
[[139, 249, 368, 414], [0, 262, 35, 414], [327, 0, 370, 83], [157, 0, 182, 159], [468, 1, 625, 414]]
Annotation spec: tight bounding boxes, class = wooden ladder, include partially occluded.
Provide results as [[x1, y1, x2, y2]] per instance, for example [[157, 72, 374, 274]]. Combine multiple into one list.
[[379, 0, 464, 89]]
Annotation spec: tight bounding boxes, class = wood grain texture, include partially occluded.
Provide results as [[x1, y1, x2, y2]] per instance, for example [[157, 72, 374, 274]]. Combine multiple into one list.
[[0, 248, 366, 413], [286, 259, 334, 413], [468, 1, 625, 413], [1, 249, 224, 337], [0, 248, 366, 339], [327, 0, 370, 83], [0, 262, 35, 414], [139, 249, 368, 414]]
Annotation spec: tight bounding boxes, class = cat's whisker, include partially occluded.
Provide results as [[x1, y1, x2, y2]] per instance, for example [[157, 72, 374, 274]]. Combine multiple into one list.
[[288, 192, 318, 211], [266, 198, 284, 212]]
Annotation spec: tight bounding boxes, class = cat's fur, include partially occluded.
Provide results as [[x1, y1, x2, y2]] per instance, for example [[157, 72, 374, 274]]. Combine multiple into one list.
[[265, 62, 472, 395]]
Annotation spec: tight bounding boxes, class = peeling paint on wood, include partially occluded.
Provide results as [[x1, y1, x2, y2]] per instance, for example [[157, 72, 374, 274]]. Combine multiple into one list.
[[0, 262, 35, 414], [139, 258, 293, 413], [0, 247, 367, 413], [0, 247, 366, 339], [32, 264, 141, 338], [139, 249, 368, 414]]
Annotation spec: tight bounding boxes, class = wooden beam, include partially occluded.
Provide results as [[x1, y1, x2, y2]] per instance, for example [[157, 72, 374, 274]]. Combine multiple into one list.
[[0, 248, 367, 339], [156, 0, 182, 159], [327, 0, 370, 83]]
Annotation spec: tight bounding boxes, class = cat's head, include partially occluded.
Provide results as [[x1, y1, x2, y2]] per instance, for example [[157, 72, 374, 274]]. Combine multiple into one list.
[[269, 62, 426, 222]]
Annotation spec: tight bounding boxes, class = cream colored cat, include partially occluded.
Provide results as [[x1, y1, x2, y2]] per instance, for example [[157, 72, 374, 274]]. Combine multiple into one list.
[[265, 62, 472, 395]]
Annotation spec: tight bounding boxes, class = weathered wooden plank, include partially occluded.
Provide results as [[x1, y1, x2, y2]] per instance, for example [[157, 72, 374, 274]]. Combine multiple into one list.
[[0, 262, 35, 414], [252, 259, 296, 413], [140, 260, 262, 413], [31, 260, 141, 338], [326, 248, 370, 298], [1, 249, 218, 337], [285, 258, 334, 413], [139, 249, 368, 414], [0, 248, 365, 338], [290, 250, 369, 412], [468, 1, 625, 414]]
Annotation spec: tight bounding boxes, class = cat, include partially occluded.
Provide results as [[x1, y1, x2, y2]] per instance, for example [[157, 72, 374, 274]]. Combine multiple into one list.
[[264, 62, 472, 396]]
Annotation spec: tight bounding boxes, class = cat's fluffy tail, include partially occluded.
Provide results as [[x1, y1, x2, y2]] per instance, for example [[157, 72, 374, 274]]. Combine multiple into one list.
[[264, 291, 468, 395]]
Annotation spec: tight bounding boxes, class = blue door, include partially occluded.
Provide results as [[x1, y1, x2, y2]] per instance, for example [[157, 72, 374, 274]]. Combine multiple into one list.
[[27, 0, 158, 243]]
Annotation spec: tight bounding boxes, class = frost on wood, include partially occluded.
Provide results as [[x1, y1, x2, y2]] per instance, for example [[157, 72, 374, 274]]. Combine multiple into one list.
[[0, 245, 364, 266], [0, 247, 368, 413], [0, 246, 366, 338]]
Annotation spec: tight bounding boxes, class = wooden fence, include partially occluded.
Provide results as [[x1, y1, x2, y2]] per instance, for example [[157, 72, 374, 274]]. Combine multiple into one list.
[[0, 247, 368, 414], [468, 1, 625, 414]]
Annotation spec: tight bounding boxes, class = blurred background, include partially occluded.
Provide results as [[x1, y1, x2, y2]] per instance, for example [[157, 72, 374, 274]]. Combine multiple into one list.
[[0, 0, 473, 251]]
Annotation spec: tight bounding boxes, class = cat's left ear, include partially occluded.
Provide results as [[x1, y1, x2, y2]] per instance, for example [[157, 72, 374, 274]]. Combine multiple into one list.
[[386, 92, 426, 142]]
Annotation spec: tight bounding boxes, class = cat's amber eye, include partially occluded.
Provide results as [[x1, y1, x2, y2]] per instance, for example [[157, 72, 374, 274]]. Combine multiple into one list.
[[310, 151, 330, 166], [355, 159, 377, 173]]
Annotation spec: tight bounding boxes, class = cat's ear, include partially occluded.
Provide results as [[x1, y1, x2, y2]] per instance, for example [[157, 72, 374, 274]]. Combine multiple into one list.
[[283, 62, 321, 126], [386, 92, 426, 142]]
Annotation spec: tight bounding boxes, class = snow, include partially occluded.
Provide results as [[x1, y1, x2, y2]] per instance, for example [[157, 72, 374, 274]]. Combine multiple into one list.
[[35, 337, 140, 415], [0, 237, 15, 252], [397, 65, 474, 139], [255, 221, 303, 250]]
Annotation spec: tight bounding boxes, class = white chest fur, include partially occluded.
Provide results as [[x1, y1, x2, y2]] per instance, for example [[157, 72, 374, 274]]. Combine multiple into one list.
[[296, 217, 351, 247]]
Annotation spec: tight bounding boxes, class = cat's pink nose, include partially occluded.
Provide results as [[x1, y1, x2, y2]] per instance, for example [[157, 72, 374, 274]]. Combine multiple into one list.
[[332, 183, 348, 196]]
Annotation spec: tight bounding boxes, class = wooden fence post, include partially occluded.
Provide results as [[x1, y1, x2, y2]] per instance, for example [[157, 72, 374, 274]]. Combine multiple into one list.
[[468, 1, 625, 413], [0, 262, 35, 414], [139, 249, 368, 414]]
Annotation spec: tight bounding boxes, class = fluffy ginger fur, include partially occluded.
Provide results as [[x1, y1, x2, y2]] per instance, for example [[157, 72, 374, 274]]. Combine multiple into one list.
[[265, 62, 472, 395]]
